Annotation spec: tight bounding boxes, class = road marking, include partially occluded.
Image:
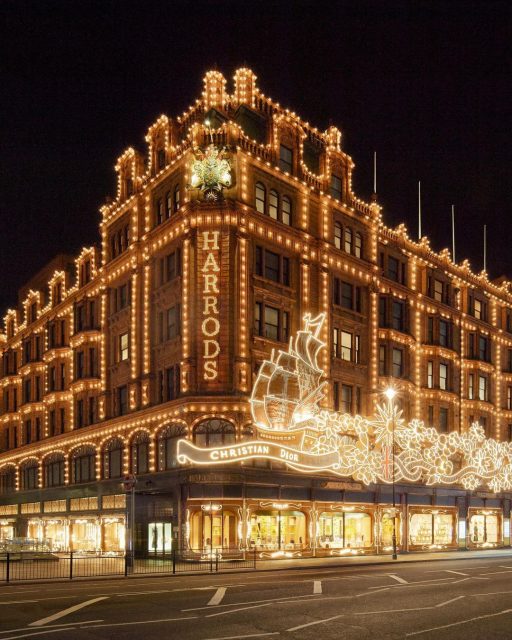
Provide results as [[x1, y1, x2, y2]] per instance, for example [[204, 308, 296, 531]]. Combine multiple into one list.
[[29, 596, 108, 627], [0, 601, 39, 605], [368, 577, 456, 588], [287, 614, 344, 631], [355, 588, 390, 597], [470, 590, 512, 596], [436, 595, 464, 607], [79, 616, 198, 629], [203, 634, 279, 640], [406, 608, 512, 636], [116, 590, 171, 596], [0, 630, 73, 640], [208, 587, 227, 606], [443, 569, 469, 576], [480, 570, 512, 576], [0, 622, 102, 635], [387, 574, 408, 584], [313, 580, 322, 594]]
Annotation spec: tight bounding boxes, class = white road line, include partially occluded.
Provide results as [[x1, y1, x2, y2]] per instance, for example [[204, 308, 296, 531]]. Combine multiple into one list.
[[0, 630, 72, 640], [116, 590, 171, 596], [29, 596, 108, 627], [436, 595, 465, 607], [480, 570, 512, 576], [0, 601, 39, 605], [387, 574, 408, 584], [444, 570, 469, 576], [406, 608, 512, 636], [208, 587, 227, 606], [79, 616, 198, 629], [470, 590, 512, 597], [0, 622, 102, 635], [203, 634, 279, 640], [313, 580, 322, 594], [355, 588, 390, 597], [368, 577, 455, 588], [287, 614, 344, 632]]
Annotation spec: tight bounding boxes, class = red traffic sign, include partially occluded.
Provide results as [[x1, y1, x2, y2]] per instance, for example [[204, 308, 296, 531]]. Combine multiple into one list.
[[123, 474, 136, 492]]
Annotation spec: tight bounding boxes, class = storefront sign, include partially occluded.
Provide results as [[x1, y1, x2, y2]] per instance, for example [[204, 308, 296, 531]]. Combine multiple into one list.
[[200, 230, 221, 381], [179, 313, 512, 494]]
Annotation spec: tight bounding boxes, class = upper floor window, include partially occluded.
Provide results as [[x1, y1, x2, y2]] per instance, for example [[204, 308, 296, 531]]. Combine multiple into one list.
[[330, 175, 342, 200], [193, 419, 235, 448], [281, 196, 291, 226], [392, 348, 404, 378], [439, 363, 448, 390], [254, 302, 289, 343], [380, 252, 407, 285], [44, 454, 65, 488], [112, 282, 130, 313], [125, 178, 134, 197], [255, 246, 290, 286], [72, 446, 96, 484], [131, 432, 149, 474], [155, 199, 164, 226], [427, 276, 451, 305], [269, 189, 278, 219], [117, 385, 128, 416], [119, 332, 129, 361], [255, 182, 266, 214], [333, 278, 361, 312], [279, 144, 293, 173], [110, 224, 129, 259], [21, 461, 38, 490], [478, 375, 489, 402], [439, 407, 449, 433], [158, 425, 186, 471], [158, 365, 181, 403], [173, 184, 180, 212], [157, 147, 166, 171], [333, 328, 360, 363], [334, 222, 342, 249], [103, 438, 123, 479], [470, 296, 488, 321], [80, 260, 91, 286], [160, 248, 181, 284]]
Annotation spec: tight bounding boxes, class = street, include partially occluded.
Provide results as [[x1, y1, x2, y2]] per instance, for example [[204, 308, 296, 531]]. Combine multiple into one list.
[[1, 555, 512, 639]]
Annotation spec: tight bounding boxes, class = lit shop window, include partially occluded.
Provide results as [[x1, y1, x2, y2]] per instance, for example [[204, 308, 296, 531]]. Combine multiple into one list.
[[250, 510, 306, 551], [469, 513, 499, 544], [409, 512, 454, 546], [317, 511, 372, 550]]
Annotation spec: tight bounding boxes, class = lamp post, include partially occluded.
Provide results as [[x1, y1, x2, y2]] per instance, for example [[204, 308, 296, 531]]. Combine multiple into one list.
[[384, 388, 398, 560]]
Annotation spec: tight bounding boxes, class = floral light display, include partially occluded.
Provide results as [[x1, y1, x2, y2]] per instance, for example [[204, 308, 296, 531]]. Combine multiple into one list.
[[180, 313, 512, 494]]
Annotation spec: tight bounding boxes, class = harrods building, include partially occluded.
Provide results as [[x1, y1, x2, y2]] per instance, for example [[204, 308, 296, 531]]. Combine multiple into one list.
[[1, 68, 511, 558]]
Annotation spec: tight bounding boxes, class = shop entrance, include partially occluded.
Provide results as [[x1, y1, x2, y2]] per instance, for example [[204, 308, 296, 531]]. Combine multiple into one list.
[[250, 510, 306, 551], [147, 522, 172, 554]]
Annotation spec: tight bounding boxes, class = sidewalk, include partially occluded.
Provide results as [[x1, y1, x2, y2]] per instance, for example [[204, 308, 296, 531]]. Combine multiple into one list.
[[251, 547, 512, 573]]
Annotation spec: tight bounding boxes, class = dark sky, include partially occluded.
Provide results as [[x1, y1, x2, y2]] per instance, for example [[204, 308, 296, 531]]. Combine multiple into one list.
[[1, 0, 510, 312]]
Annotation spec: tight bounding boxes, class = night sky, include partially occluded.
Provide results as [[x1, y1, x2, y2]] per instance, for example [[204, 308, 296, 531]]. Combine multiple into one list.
[[1, 0, 510, 312]]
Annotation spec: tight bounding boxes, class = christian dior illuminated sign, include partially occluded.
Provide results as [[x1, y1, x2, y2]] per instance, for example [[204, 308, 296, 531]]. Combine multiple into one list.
[[178, 313, 512, 494], [200, 230, 221, 381]]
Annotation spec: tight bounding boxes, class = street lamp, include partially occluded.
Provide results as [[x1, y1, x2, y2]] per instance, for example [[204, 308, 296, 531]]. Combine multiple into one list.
[[384, 387, 398, 560]]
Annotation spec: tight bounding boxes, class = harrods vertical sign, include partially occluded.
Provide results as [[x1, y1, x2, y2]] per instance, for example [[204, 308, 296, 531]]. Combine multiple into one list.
[[196, 227, 230, 389]]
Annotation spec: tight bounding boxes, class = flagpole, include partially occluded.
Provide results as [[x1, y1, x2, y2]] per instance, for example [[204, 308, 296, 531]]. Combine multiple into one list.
[[373, 151, 377, 195], [484, 224, 487, 272], [451, 205, 456, 262], [418, 181, 422, 240]]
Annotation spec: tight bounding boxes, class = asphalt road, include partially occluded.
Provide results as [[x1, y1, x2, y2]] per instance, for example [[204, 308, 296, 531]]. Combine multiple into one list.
[[2, 556, 512, 639]]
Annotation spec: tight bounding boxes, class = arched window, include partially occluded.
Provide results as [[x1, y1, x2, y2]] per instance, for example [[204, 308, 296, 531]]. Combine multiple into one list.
[[193, 419, 236, 448], [269, 190, 278, 219], [241, 424, 254, 440], [344, 227, 353, 253], [43, 453, 65, 488], [71, 446, 96, 484], [20, 460, 38, 490], [281, 196, 291, 226], [255, 182, 266, 214], [157, 147, 166, 171], [355, 232, 363, 258], [165, 191, 172, 219], [173, 184, 180, 212], [157, 425, 186, 471], [102, 438, 124, 479], [131, 432, 150, 474], [334, 222, 342, 249], [0, 466, 15, 494]]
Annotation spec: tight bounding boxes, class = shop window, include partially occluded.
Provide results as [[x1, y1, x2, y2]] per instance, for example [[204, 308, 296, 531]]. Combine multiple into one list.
[[191, 506, 237, 551], [193, 419, 235, 448], [469, 512, 499, 544], [250, 509, 305, 551], [157, 425, 186, 471], [44, 454, 65, 487], [103, 438, 124, 479], [317, 511, 372, 550], [20, 461, 39, 490], [131, 432, 150, 474], [409, 512, 454, 546], [148, 522, 172, 554], [71, 446, 96, 484]]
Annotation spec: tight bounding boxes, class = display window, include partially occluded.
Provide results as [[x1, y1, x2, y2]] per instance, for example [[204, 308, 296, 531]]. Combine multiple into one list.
[[250, 510, 306, 551], [43, 520, 67, 551], [103, 518, 125, 553], [469, 510, 501, 546], [27, 519, 42, 542], [379, 509, 402, 549], [317, 510, 372, 550], [147, 522, 172, 553], [70, 519, 98, 552], [190, 506, 237, 551], [409, 511, 455, 547], [0, 521, 14, 541]]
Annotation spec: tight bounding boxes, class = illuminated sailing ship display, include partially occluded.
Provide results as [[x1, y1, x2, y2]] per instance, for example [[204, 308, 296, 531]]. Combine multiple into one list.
[[179, 314, 512, 494]]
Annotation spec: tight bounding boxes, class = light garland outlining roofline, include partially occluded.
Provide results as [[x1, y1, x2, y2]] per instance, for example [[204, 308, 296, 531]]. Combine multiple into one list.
[[178, 313, 512, 493]]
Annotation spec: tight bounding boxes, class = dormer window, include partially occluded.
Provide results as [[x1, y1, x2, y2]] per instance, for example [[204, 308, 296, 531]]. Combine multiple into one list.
[[125, 178, 134, 197], [53, 282, 62, 305], [279, 144, 293, 173], [330, 175, 342, 200], [6, 319, 14, 339], [157, 147, 166, 171], [80, 260, 91, 286], [29, 302, 37, 323]]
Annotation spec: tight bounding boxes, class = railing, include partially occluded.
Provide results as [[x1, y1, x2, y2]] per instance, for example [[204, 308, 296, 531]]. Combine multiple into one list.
[[0, 549, 257, 583]]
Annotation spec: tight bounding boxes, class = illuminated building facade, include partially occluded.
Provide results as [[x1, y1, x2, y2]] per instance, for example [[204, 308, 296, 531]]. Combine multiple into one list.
[[1, 68, 511, 557]]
